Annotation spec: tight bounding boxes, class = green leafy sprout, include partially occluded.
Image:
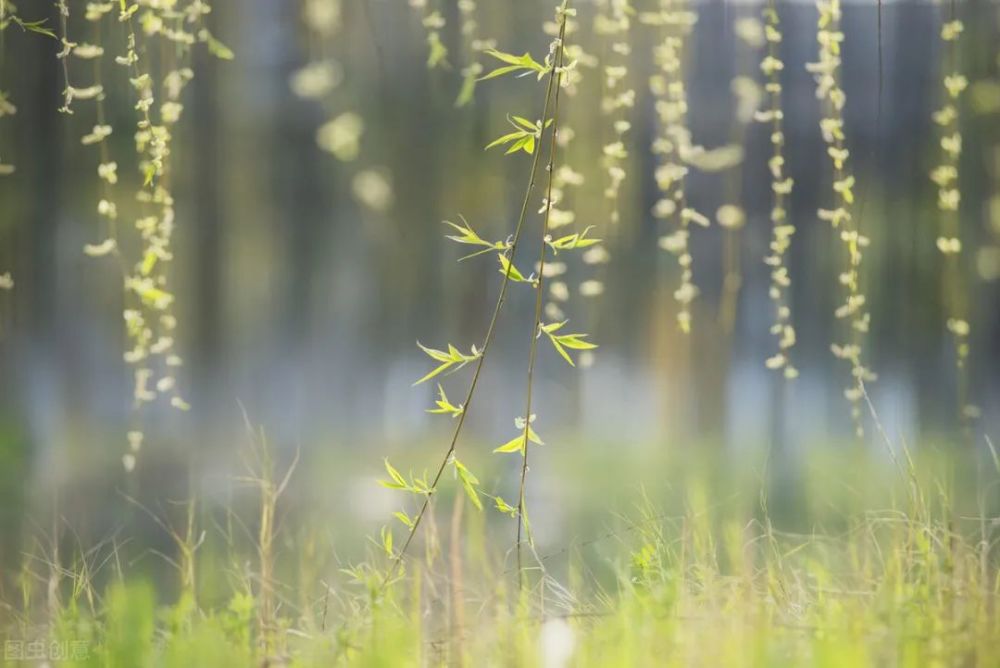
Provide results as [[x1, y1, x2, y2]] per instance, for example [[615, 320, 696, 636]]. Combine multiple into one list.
[[442, 215, 509, 260], [545, 225, 602, 253], [413, 342, 482, 386], [479, 48, 549, 81], [427, 384, 464, 418], [378, 458, 432, 496], [494, 415, 544, 454], [485, 115, 553, 155], [540, 321, 598, 366]]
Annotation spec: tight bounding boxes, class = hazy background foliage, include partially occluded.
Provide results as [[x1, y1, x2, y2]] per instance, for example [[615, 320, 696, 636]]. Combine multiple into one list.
[[1, 0, 1000, 584]]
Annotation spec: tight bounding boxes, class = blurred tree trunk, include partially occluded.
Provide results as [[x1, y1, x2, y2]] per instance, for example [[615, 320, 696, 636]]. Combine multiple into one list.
[[26, 10, 62, 344], [191, 40, 223, 404]]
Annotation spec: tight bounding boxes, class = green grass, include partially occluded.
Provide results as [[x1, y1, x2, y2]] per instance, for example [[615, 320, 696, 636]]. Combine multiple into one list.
[[2, 441, 998, 667]]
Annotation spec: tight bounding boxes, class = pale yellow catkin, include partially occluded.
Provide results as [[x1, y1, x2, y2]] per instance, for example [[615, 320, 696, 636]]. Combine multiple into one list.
[[541, 10, 601, 338], [409, 0, 448, 69], [0, 4, 19, 176], [976, 33, 1000, 283], [454, 0, 496, 106], [595, 0, 632, 227], [295, 1, 393, 214]]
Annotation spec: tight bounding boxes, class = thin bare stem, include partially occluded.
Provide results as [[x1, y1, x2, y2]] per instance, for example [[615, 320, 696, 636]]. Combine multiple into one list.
[[516, 11, 569, 592]]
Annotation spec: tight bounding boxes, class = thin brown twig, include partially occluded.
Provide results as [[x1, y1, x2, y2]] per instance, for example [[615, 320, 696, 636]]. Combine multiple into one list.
[[516, 5, 570, 592]]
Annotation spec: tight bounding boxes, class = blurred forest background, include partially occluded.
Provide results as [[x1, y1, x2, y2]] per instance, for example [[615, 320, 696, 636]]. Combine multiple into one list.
[[1, 0, 1000, 574]]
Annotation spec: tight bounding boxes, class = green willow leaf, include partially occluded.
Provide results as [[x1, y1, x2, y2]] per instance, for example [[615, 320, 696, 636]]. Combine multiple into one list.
[[547, 226, 602, 252], [414, 342, 480, 385], [497, 254, 533, 283], [541, 321, 598, 366], [379, 458, 408, 491], [453, 459, 482, 510], [427, 384, 463, 417], [493, 434, 526, 454], [478, 49, 547, 81], [493, 495, 518, 517]]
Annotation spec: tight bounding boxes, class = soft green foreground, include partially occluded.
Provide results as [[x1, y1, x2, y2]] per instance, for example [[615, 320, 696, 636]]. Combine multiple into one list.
[[2, 441, 999, 667]]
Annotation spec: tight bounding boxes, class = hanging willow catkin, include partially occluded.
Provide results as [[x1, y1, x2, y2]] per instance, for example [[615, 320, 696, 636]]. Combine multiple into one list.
[[455, 0, 496, 107], [70, 0, 229, 469], [932, 16, 977, 426], [759, 1, 797, 380], [596, 0, 632, 227], [409, 0, 448, 69], [807, 0, 875, 437], [644, 0, 706, 335]]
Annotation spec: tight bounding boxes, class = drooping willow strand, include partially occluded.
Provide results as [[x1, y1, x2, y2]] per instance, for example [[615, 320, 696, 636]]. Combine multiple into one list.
[[516, 6, 573, 587], [72, 1, 228, 468], [380, 3, 573, 591], [562, 0, 632, 364], [77, 4, 149, 469], [409, 0, 448, 69], [538, 10, 595, 347], [644, 0, 707, 335], [807, 0, 876, 437], [931, 15, 977, 428], [454, 0, 496, 107], [119, 2, 208, 418], [760, 1, 798, 380], [595, 0, 632, 228]]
